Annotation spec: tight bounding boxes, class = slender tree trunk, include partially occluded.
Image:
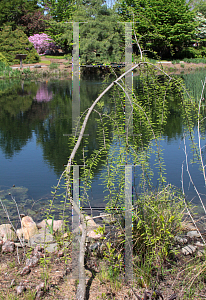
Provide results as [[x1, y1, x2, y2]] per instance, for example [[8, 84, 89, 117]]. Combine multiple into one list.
[[76, 214, 87, 300]]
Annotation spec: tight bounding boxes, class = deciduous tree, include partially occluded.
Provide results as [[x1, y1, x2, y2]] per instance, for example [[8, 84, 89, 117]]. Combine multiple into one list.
[[20, 9, 50, 36], [28, 33, 56, 54], [0, 0, 39, 30], [38, 0, 75, 22]]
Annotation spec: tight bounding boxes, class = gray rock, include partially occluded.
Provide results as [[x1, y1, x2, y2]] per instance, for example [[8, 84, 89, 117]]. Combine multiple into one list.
[[16, 285, 26, 295], [37, 219, 63, 232], [174, 236, 187, 244], [195, 241, 205, 247], [2, 240, 15, 253], [197, 250, 205, 257], [26, 256, 39, 267], [182, 244, 197, 255], [20, 266, 31, 276], [28, 229, 54, 247], [89, 242, 101, 251], [187, 231, 200, 238], [0, 224, 16, 242], [44, 243, 58, 253]]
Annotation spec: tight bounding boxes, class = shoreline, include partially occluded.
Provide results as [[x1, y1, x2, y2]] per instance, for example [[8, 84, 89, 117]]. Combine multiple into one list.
[[9, 58, 206, 76]]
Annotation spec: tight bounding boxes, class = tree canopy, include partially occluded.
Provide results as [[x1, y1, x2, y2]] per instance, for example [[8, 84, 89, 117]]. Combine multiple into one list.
[[72, 0, 125, 64], [0, 0, 40, 30], [38, 0, 75, 22], [115, 0, 197, 59], [45, 0, 125, 63], [189, 0, 206, 17], [20, 9, 50, 36]]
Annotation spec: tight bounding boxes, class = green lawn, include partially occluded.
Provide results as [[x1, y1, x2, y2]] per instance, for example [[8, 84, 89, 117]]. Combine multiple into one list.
[[40, 60, 51, 65], [43, 55, 65, 59]]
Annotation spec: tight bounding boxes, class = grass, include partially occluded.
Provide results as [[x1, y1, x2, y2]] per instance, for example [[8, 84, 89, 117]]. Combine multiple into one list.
[[40, 60, 51, 65], [43, 55, 65, 59], [172, 57, 206, 64], [0, 62, 32, 78]]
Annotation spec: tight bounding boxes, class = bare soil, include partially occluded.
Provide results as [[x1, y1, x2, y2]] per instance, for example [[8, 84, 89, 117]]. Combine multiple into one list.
[[0, 237, 206, 300]]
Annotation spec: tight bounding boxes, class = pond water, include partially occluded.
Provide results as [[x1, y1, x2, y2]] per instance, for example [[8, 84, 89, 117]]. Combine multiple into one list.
[[0, 70, 206, 224]]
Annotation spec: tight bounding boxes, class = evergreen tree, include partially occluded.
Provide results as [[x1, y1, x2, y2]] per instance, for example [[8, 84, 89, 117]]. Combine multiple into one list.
[[116, 0, 196, 59], [0, 26, 40, 64], [45, 0, 124, 62], [72, 0, 125, 64], [189, 0, 206, 18]]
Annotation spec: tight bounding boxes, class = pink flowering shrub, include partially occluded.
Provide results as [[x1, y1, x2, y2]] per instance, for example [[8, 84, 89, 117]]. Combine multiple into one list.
[[34, 84, 53, 102], [28, 33, 56, 55]]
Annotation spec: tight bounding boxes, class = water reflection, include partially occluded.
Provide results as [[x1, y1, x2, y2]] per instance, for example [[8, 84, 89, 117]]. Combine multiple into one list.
[[34, 82, 53, 102], [0, 72, 205, 224]]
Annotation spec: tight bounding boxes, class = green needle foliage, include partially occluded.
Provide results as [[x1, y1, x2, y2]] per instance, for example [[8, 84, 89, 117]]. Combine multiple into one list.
[[0, 26, 39, 65], [115, 0, 197, 59], [69, 0, 125, 64]]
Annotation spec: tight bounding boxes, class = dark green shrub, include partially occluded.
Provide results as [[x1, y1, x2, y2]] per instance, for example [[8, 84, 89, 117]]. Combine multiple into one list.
[[49, 62, 58, 69], [0, 61, 21, 77], [183, 57, 206, 64], [0, 26, 40, 65], [179, 46, 206, 59], [0, 52, 8, 65]]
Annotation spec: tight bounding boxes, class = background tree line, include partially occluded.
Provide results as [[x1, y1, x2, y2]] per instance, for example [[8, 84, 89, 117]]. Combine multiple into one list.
[[0, 0, 206, 64]]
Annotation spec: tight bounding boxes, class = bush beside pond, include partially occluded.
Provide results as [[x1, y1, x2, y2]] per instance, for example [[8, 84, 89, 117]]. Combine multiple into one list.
[[0, 26, 39, 65]]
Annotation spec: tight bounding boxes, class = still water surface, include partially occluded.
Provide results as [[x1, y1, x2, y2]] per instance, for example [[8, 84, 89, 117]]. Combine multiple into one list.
[[0, 71, 206, 223]]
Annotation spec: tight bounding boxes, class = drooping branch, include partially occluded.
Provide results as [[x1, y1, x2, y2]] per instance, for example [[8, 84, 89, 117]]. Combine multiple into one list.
[[51, 60, 198, 299]]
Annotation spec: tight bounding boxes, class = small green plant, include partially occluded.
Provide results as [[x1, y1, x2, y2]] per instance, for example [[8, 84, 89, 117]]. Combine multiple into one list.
[[64, 53, 72, 61], [8, 259, 16, 269], [49, 62, 59, 70], [181, 63, 185, 68], [46, 216, 54, 235], [39, 255, 51, 283], [102, 242, 123, 282], [22, 68, 31, 75], [94, 224, 105, 237], [25, 247, 33, 259], [132, 185, 184, 286], [24, 289, 36, 300]]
